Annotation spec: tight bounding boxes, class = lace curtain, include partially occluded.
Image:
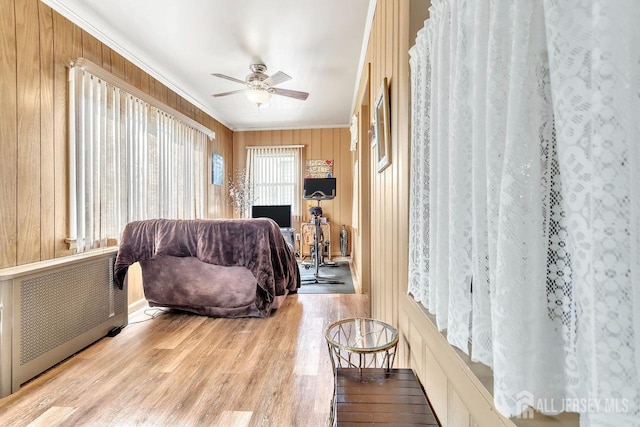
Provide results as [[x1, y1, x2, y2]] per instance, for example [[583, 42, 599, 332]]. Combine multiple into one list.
[[408, 1, 639, 425]]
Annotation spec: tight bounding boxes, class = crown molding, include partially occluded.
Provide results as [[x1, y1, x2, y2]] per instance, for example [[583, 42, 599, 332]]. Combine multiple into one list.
[[41, 0, 233, 131]]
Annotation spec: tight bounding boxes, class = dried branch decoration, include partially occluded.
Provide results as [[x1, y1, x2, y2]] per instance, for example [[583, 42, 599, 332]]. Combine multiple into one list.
[[228, 168, 256, 216]]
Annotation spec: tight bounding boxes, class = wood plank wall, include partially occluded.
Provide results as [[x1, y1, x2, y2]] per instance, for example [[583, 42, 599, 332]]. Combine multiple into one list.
[[0, 0, 233, 270], [233, 129, 353, 255], [209, 124, 234, 219], [353, 1, 521, 426], [355, 0, 411, 346]]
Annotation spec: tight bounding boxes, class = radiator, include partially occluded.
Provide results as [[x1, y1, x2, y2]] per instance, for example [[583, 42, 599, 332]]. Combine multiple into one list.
[[0, 248, 127, 397]]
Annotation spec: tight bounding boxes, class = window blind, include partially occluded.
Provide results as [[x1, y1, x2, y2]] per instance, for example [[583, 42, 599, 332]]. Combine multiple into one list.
[[245, 146, 303, 221], [68, 63, 209, 253]]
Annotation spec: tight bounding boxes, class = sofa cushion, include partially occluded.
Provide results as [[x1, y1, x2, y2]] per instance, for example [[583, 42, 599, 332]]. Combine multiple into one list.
[[140, 255, 261, 318]]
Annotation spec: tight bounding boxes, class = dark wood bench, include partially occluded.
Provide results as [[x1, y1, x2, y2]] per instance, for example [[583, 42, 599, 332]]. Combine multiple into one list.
[[333, 368, 441, 426]]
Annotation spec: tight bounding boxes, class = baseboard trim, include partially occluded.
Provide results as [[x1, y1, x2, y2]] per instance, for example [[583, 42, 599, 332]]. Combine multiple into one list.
[[128, 298, 147, 314]]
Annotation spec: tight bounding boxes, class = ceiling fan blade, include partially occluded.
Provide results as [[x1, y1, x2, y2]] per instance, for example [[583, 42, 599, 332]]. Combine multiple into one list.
[[211, 73, 246, 85], [212, 89, 246, 97], [263, 71, 291, 87], [272, 87, 309, 101]]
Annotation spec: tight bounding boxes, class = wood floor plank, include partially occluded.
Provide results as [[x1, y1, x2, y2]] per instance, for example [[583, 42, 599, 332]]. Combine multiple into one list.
[[153, 313, 207, 349], [26, 406, 77, 427], [294, 316, 324, 376], [215, 411, 253, 427], [0, 293, 370, 426]]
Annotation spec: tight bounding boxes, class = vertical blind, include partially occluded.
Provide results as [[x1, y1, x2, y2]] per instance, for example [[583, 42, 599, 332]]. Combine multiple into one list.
[[245, 146, 303, 220], [408, 1, 639, 424], [68, 65, 208, 253]]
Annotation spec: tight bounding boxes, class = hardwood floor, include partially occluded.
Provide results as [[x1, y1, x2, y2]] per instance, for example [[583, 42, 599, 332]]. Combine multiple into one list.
[[0, 293, 369, 426]]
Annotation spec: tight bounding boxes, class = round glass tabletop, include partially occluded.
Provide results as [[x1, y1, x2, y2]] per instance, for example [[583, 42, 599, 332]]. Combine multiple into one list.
[[325, 317, 399, 354]]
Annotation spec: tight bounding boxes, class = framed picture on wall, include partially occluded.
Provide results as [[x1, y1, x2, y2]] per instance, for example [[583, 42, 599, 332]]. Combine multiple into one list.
[[374, 77, 391, 172], [370, 119, 377, 148], [305, 159, 334, 178], [212, 153, 223, 185]]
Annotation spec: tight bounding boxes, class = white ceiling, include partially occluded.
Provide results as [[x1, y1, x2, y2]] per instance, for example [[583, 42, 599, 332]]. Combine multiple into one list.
[[44, 0, 376, 131]]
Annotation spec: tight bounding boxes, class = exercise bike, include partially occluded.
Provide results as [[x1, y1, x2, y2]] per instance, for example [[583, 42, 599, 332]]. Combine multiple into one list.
[[300, 178, 343, 285]]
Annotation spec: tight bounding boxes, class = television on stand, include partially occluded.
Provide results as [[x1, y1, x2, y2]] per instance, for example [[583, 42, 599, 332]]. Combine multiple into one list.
[[251, 204, 292, 229], [251, 205, 295, 248]]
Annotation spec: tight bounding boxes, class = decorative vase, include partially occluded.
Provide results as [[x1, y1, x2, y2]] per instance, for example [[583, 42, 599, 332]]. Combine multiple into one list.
[[340, 225, 348, 257]]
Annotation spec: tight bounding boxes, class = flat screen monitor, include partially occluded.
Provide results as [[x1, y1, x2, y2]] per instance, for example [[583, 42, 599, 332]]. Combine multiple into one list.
[[251, 204, 292, 228], [303, 178, 336, 199]]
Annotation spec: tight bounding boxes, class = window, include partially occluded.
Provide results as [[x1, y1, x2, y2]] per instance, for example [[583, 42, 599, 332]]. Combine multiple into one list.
[[246, 146, 303, 219], [68, 60, 212, 253], [407, 2, 639, 422]]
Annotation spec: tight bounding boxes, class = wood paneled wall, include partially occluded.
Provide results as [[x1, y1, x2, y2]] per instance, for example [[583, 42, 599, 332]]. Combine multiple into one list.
[[209, 124, 234, 219], [352, 1, 545, 426], [0, 0, 233, 270], [355, 0, 411, 343], [233, 129, 352, 255]]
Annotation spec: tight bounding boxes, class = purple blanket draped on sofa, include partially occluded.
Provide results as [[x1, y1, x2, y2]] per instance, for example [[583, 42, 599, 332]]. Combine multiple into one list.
[[114, 218, 300, 317]]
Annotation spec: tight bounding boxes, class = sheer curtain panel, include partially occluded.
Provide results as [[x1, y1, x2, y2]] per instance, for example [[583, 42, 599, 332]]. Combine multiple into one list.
[[408, 1, 639, 425], [68, 64, 209, 253]]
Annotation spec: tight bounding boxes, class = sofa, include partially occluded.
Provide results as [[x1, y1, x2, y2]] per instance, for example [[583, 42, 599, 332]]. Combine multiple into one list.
[[113, 218, 300, 318]]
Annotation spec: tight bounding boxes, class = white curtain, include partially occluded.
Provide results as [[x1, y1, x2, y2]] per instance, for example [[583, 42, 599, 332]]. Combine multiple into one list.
[[408, 1, 639, 424], [69, 67, 207, 253], [246, 146, 303, 221]]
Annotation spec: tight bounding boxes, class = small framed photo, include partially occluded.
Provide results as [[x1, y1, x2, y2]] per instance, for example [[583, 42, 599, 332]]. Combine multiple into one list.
[[374, 77, 391, 172], [370, 120, 377, 148], [211, 153, 223, 186]]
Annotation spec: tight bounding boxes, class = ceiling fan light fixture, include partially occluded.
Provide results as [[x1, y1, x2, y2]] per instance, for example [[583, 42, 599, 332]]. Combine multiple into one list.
[[212, 64, 308, 105], [245, 88, 271, 107]]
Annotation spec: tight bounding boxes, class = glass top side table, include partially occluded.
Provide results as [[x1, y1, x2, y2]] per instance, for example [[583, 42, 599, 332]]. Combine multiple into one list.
[[325, 317, 399, 372]]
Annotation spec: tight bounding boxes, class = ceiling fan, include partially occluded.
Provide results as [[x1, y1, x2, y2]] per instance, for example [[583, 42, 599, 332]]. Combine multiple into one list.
[[212, 64, 309, 107]]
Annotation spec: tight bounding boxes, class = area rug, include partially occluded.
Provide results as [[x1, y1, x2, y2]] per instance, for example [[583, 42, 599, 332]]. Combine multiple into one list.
[[297, 261, 355, 294]]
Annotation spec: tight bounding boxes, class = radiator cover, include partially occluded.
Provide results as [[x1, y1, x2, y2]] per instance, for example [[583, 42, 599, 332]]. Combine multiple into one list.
[[0, 248, 127, 397]]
